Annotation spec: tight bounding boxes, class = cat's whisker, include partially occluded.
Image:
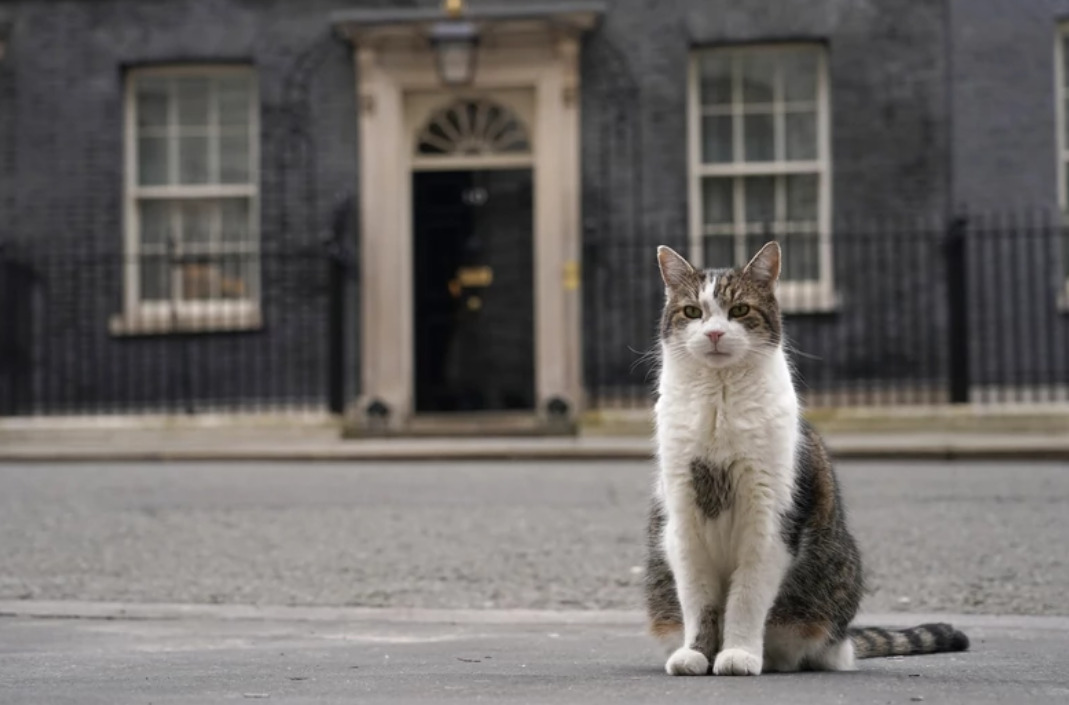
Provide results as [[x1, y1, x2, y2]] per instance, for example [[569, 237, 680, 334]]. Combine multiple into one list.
[[784, 344, 823, 362], [629, 345, 659, 370], [630, 347, 665, 384]]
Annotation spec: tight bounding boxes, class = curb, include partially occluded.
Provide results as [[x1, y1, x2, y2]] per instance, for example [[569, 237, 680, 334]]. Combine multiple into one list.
[[0, 600, 643, 625], [0, 437, 1068, 461], [3, 600, 1068, 631], [0, 442, 651, 463]]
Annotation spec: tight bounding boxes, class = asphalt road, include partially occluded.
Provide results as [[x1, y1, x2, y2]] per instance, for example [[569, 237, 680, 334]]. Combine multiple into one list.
[[2, 608, 1067, 705], [0, 459, 1067, 615]]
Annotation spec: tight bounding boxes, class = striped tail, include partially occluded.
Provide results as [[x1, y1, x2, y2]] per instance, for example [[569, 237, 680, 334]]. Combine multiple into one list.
[[849, 623, 969, 659]]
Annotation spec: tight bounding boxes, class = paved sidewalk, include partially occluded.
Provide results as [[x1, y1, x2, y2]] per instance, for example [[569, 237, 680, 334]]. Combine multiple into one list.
[[1, 427, 1069, 460], [1, 601, 1066, 705]]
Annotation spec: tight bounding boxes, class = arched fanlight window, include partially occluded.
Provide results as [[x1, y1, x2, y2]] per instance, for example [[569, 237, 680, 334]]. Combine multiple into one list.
[[415, 98, 531, 156]]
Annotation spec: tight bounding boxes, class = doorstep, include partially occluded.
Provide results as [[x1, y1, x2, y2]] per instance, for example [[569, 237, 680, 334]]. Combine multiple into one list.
[[341, 410, 578, 439]]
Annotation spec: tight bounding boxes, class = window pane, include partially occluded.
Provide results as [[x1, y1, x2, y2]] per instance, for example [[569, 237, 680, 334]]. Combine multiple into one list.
[[218, 77, 251, 127], [221, 199, 250, 244], [181, 260, 216, 301], [702, 178, 734, 226], [219, 255, 251, 300], [699, 54, 732, 106], [786, 174, 819, 221], [178, 134, 210, 184], [786, 111, 817, 161], [743, 113, 774, 162], [782, 50, 818, 103], [139, 201, 171, 248], [703, 236, 735, 269], [138, 136, 169, 186], [701, 115, 733, 163], [136, 78, 169, 132], [743, 176, 776, 223], [741, 53, 775, 104], [176, 77, 210, 129], [139, 255, 170, 301], [181, 201, 214, 248], [220, 130, 250, 183], [781, 232, 820, 281]]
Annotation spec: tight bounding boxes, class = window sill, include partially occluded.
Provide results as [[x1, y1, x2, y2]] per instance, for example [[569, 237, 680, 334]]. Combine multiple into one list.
[[778, 287, 840, 315], [109, 306, 262, 337]]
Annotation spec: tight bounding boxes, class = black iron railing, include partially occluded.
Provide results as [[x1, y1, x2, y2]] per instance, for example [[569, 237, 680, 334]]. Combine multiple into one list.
[[2, 213, 1067, 417], [582, 213, 1069, 409], [0, 242, 353, 417]]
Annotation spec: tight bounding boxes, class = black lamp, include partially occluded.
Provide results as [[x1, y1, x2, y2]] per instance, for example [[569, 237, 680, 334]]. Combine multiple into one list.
[[430, 0, 479, 86]]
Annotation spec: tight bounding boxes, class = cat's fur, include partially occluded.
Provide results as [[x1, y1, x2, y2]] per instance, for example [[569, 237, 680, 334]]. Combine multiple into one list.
[[645, 242, 968, 676]]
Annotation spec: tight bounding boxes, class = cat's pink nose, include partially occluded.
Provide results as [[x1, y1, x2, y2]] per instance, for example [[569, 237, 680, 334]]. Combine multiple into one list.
[[707, 330, 725, 344]]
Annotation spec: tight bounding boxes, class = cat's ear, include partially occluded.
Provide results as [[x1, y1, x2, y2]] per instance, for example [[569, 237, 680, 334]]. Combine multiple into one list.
[[742, 241, 781, 286], [657, 246, 697, 291]]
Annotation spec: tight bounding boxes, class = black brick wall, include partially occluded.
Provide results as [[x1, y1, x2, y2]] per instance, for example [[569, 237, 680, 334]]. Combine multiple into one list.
[[1, 0, 1062, 413], [949, 0, 1069, 211], [949, 0, 1069, 391], [0, 0, 380, 412], [580, 0, 955, 400]]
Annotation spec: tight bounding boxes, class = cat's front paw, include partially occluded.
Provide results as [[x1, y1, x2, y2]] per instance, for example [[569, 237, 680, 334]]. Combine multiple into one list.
[[665, 647, 710, 676], [713, 647, 762, 676]]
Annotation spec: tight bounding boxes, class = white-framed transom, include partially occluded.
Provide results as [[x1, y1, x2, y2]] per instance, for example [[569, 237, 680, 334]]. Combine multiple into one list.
[[416, 97, 531, 156], [408, 90, 536, 171]]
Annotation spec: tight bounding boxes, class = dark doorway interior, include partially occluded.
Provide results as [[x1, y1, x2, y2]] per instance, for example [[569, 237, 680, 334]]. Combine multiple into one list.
[[412, 169, 535, 413]]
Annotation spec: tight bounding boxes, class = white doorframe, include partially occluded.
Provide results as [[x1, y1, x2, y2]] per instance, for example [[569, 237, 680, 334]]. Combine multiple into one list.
[[347, 37, 584, 431]]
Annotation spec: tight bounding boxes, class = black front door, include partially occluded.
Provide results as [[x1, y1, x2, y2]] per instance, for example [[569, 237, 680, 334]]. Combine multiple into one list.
[[413, 169, 535, 413]]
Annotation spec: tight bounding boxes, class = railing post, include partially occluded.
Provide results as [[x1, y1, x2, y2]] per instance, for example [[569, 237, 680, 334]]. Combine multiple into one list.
[[324, 212, 354, 417], [327, 252, 345, 415], [581, 221, 599, 408], [0, 243, 8, 416], [945, 216, 970, 404], [0, 245, 37, 416]]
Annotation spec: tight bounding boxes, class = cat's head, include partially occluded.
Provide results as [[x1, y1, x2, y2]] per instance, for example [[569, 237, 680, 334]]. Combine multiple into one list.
[[656, 242, 782, 369]]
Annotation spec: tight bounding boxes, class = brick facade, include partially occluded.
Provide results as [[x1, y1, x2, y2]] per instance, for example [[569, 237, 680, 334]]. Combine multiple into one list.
[[0, 0, 1064, 413]]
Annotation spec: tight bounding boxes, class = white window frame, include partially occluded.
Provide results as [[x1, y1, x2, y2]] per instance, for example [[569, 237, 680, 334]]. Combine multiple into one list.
[[687, 43, 836, 313], [111, 64, 262, 335], [1054, 26, 1069, 309]]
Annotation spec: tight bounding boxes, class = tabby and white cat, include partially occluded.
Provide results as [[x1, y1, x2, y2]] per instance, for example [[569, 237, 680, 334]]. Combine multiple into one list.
[[645, 242, 968, 676]]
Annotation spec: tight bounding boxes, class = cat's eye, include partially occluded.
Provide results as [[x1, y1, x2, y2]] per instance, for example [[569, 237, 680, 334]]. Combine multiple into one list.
[[682, 305, 703, 319], [729, 303, 750, 318]]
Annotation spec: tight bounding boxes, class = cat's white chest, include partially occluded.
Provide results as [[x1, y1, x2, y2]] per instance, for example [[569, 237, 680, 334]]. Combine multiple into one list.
[[694, 400, 750, 462], [655, 354, 801, 552], [658, 389, 790, 469]]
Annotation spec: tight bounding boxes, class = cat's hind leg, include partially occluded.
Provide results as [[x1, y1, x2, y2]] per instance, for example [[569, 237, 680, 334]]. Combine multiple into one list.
[[761, 624, 810, 673], [806, 637, 857, 671], [763, 623, 856, 673], [649, 619, 684, 656], [644, 498, 686, 657]]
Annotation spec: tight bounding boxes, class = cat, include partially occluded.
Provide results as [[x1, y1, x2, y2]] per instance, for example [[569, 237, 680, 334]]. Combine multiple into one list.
[[644, 241, 968, 676]]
